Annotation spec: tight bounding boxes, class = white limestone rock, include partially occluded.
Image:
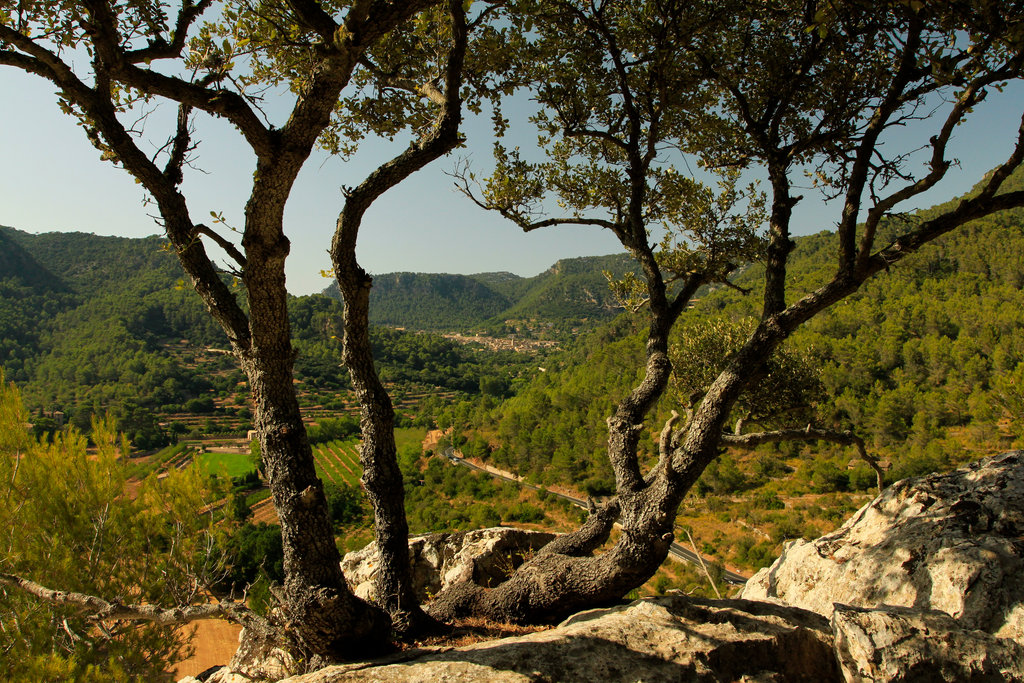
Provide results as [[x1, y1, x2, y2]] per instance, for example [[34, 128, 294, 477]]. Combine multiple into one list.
[[279, 596, 839, 682], [341, 527, 556, 603], [741, 450, 1024, 642], [832, 603, 1024, 682]]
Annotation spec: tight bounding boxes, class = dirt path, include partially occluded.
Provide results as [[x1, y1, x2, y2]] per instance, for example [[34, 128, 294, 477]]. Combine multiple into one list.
[[172, 619, 243, 679]]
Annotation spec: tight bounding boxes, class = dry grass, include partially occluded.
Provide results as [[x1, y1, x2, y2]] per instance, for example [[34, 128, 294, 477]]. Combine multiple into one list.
[[168, 615, 550, 678], [407, 616, 550, 650]]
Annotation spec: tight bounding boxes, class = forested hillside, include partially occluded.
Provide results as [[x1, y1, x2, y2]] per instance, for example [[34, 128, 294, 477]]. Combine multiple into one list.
[[324, 253, 637, 335], [326, 272, 512, 330], [444, 204, 1024, 541], [0, 227, 551, 446], [0, 227, 226, 409]]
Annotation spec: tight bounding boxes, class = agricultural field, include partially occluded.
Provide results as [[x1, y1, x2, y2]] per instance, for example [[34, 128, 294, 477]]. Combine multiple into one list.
[[312, 439, 362, 486], [395, 427, 428, 453], [193, 450, 258, 479]]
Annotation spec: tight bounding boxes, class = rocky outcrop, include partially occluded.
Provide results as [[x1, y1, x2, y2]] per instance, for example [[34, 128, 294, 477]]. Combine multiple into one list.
[[183, 452, 1024, 683], [832, 604, 1024, 682], [341, 527, 556, 604], [280, 596, 839, 682], [741, 450, 1024, 642]]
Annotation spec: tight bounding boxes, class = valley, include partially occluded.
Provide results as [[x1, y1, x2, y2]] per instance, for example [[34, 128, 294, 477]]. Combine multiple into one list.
[[3, 186, 1024, 668]]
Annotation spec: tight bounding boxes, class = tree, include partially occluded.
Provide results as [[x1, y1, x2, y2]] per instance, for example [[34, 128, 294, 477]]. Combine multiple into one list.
[[0, 0, 473, 660], [0, 374, 224, 680], [5, 0, 1024, 666], [323, 481, 365, 528], [432, 0, 1024, 623]]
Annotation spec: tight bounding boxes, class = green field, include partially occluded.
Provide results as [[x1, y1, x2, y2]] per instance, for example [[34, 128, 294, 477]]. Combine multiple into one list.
[[311, 429, 426, 486], [197, 430, 426, 488], [193, 451, 257, 479], [395, 427, 428, 452]]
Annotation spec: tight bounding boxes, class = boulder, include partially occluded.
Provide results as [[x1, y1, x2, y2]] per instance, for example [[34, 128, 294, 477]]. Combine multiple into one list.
[[832, 603, 1024, 682], [279, 596, 839, 682], [341, 527, 556, 603], [741, 450, 1024, 641]]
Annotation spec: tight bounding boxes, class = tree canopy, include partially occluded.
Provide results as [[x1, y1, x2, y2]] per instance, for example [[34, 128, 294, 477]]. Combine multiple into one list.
[[427, 0, 1024, 625]]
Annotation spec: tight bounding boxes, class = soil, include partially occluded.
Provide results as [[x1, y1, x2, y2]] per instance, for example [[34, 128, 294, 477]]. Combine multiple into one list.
[[172, 619, 243, 679]]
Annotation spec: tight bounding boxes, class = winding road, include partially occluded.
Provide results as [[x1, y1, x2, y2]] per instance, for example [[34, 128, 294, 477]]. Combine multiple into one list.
[[442, 448, 748, 586]]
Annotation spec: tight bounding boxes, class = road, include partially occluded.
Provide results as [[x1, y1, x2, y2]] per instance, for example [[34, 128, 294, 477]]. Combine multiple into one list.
[[442, 448, 748, 586]]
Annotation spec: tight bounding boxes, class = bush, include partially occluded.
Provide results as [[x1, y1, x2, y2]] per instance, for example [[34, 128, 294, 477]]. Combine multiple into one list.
[[751, 490, 785, 510], [699, 455, 752, 494], [228, 492, 252, 522], [323, 482, 365, 528], [184, 396, 215, 413], [808, 460, 849, 493], [582, 476, 615, 497], [503, 502, 545, 524], [220, 522, 284, 590], [848, 465, 877, 491]]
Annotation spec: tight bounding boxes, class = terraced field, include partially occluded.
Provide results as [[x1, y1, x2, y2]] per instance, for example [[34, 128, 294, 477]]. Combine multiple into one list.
[[313, 439, 362, 487], [245, 440, 363, 526]]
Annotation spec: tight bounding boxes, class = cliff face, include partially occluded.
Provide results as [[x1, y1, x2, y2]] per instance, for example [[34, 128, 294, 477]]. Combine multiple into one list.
[[184, 451, 1024, 683]]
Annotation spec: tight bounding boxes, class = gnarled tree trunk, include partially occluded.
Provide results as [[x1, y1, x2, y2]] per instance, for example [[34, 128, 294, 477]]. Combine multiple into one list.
[[328, 0, 467, 634]]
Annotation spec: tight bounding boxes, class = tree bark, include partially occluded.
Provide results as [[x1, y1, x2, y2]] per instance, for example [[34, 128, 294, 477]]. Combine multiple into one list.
[[241, 231, 391, 657], [329, 0, 467, 634]]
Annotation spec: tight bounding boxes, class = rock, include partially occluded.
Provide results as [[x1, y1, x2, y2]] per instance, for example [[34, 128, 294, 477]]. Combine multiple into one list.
[[225, 625, 298, 681], [341, 527, 556, 603], [741, 451, 1024, 641], [832, 603, 1024, 682], [278, 596, 839, 682], [177, 667, 252, 683]]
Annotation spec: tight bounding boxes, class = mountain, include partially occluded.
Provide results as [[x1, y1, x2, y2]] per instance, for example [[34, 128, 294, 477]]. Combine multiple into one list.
[[0, 227, 550, 425], [489, 253, 636, 327], [324, 252, 638, 335], [0, 226, 192, 297], [324, 272, 512, 330], [0, 227, 231, 415], [0, 228, 70, 294], [0, 228, 80, 378]]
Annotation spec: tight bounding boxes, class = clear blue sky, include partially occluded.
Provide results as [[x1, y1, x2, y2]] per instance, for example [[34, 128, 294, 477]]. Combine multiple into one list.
[[1, 67, 1022, 295]]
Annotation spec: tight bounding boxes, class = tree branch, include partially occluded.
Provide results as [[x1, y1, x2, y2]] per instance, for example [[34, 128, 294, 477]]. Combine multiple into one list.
[[195, 224, 247, 268], [450, 165, 619, 233], [126, 0, 215, 64], [563, 125, 629, 151], [539, 498, 621, 557], [164, 103, 195, 187], [657, 411, 681, 471], [358, 55, 447, 106], [0, 25, 78, 80], [835, 16, 924, 273], [286, 0, 340, 42], [81, 0, 274, 157], [332, 0, 466, 259], [856, 56, 1024, 267], [0, 572, 268, 630], [868, 115, 1024, 269]]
